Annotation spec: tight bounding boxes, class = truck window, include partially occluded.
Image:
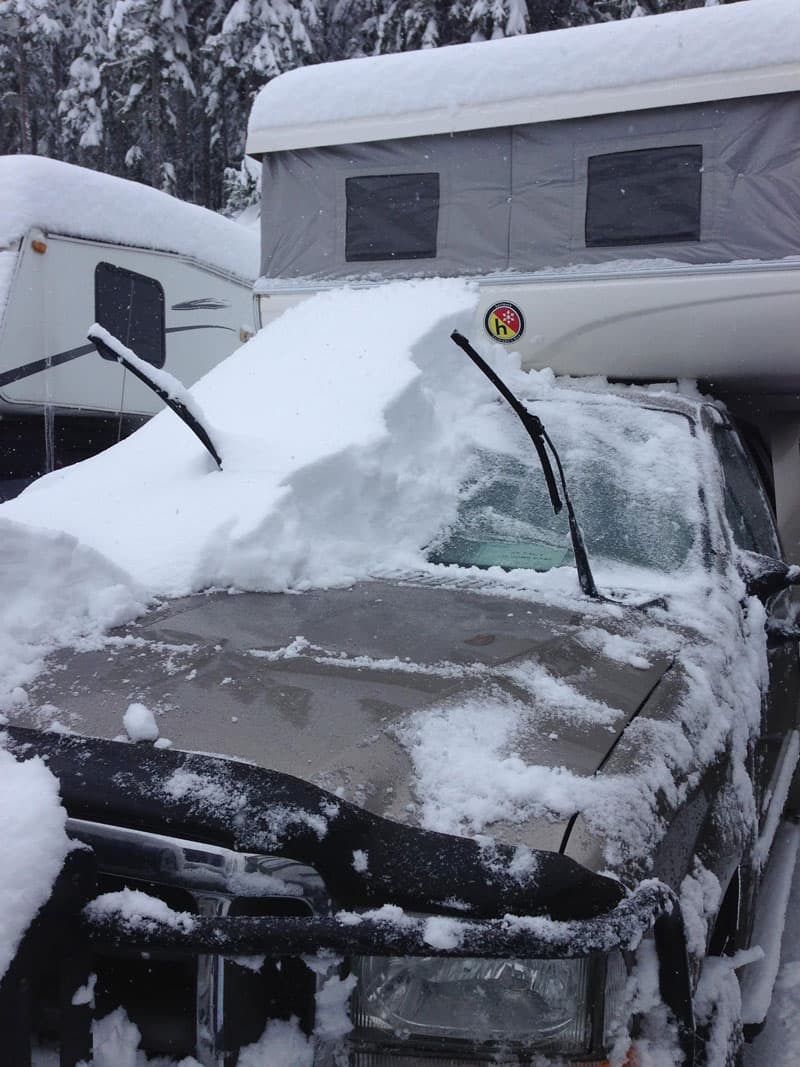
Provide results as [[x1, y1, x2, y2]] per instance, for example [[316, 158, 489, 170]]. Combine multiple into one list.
[[345, 173, 439, 262], [713, 425, 780, 557], [94, 262, 166, 368], [585, 145, 703, 247]]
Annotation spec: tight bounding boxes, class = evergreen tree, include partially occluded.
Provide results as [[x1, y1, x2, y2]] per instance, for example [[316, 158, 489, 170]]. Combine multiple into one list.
[[0, 0, 69, 156]]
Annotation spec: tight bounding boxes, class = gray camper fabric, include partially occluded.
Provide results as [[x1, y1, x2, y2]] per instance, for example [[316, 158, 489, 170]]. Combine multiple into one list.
[[258, 93, 800, 283]]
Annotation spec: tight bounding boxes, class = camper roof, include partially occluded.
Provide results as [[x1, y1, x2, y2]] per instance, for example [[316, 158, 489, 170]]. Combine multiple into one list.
[[247, 0, 800, 155], [0, 156, 258, 282]]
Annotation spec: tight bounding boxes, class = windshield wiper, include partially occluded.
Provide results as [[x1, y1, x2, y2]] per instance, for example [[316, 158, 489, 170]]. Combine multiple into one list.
[[450, 330, 599, 599], [88, 324, 223, 470]]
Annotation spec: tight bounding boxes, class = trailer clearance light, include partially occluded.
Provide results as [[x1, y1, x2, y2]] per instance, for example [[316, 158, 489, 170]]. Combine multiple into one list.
[[350, 951, 628, 1060], [31, 238, 47, 254]]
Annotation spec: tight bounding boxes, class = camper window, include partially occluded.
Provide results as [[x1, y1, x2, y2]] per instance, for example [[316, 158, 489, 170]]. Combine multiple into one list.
[[94, 262, 166, 368], [345, 173, 439, 262], [585, 145, 703, 247]]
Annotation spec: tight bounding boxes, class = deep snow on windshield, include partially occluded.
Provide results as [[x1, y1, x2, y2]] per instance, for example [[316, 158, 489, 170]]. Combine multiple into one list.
[[431, 399, 698, 574]]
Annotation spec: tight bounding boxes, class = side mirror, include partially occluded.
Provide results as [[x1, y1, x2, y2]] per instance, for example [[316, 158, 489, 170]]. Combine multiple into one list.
[[738, 550, 800, 602]]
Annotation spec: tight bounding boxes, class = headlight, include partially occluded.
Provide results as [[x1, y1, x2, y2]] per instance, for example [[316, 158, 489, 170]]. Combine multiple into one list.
[[350, 951, 627, 1061]]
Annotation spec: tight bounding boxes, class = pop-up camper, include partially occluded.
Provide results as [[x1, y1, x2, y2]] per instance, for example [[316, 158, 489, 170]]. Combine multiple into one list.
[[0, 156, 258, 490], [246, 0, 800, 551], [246, 0, 800, 391]]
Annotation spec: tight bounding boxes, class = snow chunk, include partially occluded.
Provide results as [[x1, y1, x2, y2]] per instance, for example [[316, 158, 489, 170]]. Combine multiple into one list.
[[315, 972, 357, 1040], [579, 627, 652, 670], [352, 849, 369, 874], [423, 916, 465, 951], [0, 747, 70, 981], [238, 1018, 312, 1067], [0, 518, 146, 712], [123, 702, 159, 743], [680, 859, 722, 958], [86, 888, 196, 934], [92, 1007, 202, 1067]]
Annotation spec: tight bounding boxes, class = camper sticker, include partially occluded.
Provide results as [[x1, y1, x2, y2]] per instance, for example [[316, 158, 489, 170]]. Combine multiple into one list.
[[485, 302, 524, 343]]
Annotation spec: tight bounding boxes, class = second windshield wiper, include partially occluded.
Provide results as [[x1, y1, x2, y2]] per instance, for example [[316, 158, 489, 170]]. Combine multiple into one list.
[[450, 330, 600, 599]]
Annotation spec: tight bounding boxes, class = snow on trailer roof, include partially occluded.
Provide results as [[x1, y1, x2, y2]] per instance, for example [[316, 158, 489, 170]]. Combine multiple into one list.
[[0, 156, 259, 282], [247, 0, 800, 155]]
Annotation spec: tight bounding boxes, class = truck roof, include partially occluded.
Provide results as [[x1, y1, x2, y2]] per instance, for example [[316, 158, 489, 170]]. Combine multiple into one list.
[[247, 0, 800, 155]]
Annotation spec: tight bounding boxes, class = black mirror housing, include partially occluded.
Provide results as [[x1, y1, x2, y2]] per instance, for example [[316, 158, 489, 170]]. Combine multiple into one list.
[[738, 550, 800, 601]]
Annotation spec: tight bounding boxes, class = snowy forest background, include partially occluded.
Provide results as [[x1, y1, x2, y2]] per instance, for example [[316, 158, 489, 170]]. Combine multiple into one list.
[[1, 0, 744, 213]]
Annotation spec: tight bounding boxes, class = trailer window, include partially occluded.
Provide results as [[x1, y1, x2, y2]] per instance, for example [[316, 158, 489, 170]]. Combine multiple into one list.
[[95, 262, 166, 368], [585, 145, 702, 247], [345, 173, 439, 261]]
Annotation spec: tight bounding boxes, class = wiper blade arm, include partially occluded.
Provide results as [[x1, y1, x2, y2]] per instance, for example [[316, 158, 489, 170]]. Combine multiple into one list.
[[88, 324, 222, 470], [450, 330, 562, 515], [450, 330, 599, 599]]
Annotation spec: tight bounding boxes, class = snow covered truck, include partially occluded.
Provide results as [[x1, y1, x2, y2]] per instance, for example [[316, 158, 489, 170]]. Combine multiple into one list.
[[0, 156, 258, 497], [1, 2, 800, 1066]]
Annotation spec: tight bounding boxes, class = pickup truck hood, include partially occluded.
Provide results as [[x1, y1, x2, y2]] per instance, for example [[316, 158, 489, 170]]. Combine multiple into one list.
[[23, 580, 673, 853]]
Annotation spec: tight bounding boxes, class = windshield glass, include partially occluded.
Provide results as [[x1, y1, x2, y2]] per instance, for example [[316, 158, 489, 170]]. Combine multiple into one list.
[[429, 397, 700, 574]]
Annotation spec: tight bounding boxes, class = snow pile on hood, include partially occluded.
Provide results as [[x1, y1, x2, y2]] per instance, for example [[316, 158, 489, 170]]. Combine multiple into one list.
[[2, 278, 481, 597], [0, 155, 258, 281], [0, 519, 146, 712], [0, 746, 71, 980]]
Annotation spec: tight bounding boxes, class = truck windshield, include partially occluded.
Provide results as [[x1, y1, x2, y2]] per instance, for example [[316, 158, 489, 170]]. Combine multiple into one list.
[[429, 399, 699, 575]]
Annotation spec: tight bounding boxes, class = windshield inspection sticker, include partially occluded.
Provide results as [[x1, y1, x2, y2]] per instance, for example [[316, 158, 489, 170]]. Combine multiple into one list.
[[484, 301, 525, 343]]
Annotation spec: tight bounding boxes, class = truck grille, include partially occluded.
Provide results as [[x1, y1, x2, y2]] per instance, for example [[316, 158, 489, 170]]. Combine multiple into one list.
[[67, 818, 332, 1067]]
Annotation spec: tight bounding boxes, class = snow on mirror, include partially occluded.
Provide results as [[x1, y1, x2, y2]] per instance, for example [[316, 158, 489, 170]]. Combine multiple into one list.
[[429, 399, 698, 575]]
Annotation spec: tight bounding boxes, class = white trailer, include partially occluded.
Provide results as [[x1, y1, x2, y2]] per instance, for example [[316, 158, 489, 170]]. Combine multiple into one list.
[[0, 156, 258, 486]]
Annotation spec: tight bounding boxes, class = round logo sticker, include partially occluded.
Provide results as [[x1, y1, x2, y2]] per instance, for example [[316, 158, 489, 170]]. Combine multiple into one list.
[[484, 301, 525, 343]]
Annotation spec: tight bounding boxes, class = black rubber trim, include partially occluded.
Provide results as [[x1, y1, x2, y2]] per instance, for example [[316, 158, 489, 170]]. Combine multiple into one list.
[[6, 726, 623, 922]]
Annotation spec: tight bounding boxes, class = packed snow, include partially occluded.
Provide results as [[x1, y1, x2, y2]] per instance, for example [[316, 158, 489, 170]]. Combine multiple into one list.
[[0, 156, 259, 281], [248, 0, 800, 151], [122, 702, 160, 742], [0, 748, 71, 980]]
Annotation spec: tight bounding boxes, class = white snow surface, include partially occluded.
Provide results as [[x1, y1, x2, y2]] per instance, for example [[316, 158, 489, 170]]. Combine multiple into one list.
[[248, 0, 800, 151], [2, 279, 478, 597], [0, 155, 258, 281], [0, 518, 146, 712], [86, 889, 196, 934], [0, 747, 71, 979]]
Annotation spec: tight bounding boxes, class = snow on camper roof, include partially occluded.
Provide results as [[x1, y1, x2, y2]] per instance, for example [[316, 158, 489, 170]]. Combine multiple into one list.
[[0, 156, 258, 281], [247, 0, 800, 155]]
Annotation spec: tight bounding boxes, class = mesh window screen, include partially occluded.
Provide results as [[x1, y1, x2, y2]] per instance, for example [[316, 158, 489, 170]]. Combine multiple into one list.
[[586, 145, 703, 247], [346, 173, 440, 261]]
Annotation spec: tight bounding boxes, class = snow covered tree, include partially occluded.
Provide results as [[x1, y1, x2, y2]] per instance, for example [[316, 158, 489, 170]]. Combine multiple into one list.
[[57, 0, 111, 167], [105, 0, 196, 188], [0, 0, 69, 156], [465, 0, 529, 41]]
